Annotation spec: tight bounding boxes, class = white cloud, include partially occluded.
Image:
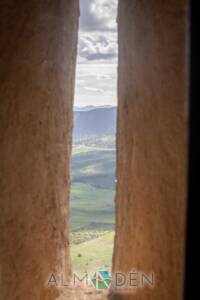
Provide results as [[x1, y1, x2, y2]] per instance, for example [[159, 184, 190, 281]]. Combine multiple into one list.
[[96, 74, 111, 80], [84, 86, 103, 92], [79, 0, 117, 32], [75, 64, 117, 107], [75, 0, 118, 107], [90, 0, 117, 31], [78, 0, 118, 63], [78, 33, 117, 63]]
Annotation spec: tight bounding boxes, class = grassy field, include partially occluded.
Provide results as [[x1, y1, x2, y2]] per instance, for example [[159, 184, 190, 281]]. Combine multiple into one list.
[[70, 135, 115, 274], [70, 183, 115, 231], [72, 146, 115, 189], [70, 136, 116, 231], [71, 231, 114, 274]]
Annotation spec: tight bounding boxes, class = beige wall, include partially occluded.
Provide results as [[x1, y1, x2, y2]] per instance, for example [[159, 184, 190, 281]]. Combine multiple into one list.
[[112, 0, 188, 299], [0, 1, 79, 299]]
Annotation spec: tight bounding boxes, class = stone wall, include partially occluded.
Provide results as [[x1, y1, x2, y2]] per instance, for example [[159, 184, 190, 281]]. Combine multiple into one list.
[[0, 1, 79, 299], [112, 1, 188, 299]]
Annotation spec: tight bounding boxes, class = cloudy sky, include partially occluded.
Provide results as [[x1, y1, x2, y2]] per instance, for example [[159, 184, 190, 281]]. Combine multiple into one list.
[[75, 0, 118, 107]]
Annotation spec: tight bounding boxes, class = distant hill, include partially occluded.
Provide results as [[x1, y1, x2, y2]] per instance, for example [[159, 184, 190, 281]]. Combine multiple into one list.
[[74, 105, 114, 112], [73, 106, 117, 138]]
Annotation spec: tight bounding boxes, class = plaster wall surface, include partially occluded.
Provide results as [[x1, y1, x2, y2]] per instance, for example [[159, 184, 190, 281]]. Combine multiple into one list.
[[0, 1, 79, 299], [112, 1, 188, 299]]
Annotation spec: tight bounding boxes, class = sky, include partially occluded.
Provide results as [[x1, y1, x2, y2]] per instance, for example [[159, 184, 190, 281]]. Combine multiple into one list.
[[74, 0, 118, 107]]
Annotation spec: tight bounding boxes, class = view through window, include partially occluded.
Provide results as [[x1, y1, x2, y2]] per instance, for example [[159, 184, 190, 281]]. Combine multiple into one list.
[[70, 0, 118, 277]]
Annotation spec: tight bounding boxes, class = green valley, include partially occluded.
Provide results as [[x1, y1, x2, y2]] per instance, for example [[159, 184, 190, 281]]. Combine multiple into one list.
[[70, 107, 116, 273]]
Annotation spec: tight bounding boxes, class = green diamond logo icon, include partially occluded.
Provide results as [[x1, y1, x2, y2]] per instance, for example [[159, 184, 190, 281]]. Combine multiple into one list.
[[91, 270, 112, 290]]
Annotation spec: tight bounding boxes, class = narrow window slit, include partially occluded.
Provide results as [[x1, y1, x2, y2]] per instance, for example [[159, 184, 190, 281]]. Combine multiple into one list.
[[70, 0, 118, 287]]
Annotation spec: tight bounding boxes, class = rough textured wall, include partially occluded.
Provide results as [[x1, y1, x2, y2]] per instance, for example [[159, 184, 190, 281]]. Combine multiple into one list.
[[112, 1, 188, 300], [0, 1, 79, 299]]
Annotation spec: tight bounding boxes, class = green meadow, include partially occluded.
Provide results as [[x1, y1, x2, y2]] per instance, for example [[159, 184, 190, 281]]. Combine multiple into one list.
[[70, 135, 115, 273], [71, 231, 114, 274]]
